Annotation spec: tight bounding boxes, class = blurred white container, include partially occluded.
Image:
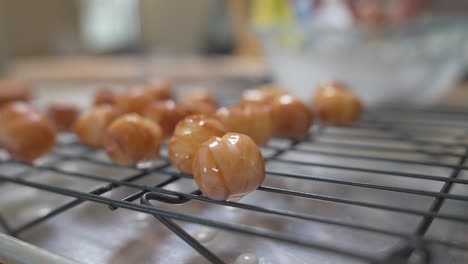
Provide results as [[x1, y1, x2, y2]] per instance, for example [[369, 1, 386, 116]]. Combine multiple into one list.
[[255, 1, 468, 106]]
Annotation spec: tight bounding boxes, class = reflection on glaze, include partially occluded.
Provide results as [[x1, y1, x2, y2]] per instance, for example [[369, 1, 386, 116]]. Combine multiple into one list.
[[235, 253, 259, 264], [193, 226, 218, 243]]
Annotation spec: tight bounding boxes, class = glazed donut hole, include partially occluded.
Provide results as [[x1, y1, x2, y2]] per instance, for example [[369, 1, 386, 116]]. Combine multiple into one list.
[[192, 132, 265, 201], [168, 114, 227, 174], [313, 81, 363, 126], [180, 89, 217, 116], [46, 103, 80, 131], [240, 84, 287, 106], [0, 102, 56, 163], [74, 105, 120, 148], [143, 100, 188, 138], [0, 79, 34, 105], [215, 105, 273, 146], [144, 79, 174, 101], [93, 88, 117, 106], [271, 94, 314, 140], [104, 113, 163, 166], [116, 86, 154, 114]]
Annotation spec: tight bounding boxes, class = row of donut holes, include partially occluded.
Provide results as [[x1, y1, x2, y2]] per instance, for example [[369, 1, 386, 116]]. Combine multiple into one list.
[[0, 79, 361, 201]]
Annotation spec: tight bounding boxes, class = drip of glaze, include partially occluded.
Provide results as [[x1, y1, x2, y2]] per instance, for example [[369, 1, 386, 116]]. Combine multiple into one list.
[[193, 226, 218, 243], [136, 160, 155, 169], [133, 212, 152, 222], [128, 212, 152, 228], [235, 253, 259, 264]]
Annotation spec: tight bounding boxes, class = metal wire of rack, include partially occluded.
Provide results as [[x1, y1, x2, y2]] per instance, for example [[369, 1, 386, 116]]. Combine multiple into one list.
[[1, 106, 468, 263]]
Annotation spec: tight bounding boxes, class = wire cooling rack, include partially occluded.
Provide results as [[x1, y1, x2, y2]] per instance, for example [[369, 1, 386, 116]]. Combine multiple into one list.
[[1, 106, 468, 264]]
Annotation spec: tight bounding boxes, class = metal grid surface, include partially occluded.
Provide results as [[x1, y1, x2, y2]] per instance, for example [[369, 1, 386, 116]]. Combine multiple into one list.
[[1, 106, 468, 263]]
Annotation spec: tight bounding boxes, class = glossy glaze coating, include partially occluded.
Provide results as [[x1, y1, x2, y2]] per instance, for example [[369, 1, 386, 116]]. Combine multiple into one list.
[[314, 82, 363, 126], [215, 105, 273, 146], [46, 103, 80, 131], [240, 85, 287, 106], [144, 79, 173, 101], [192, 133, 265, 201], [143, 100, 188, 138], [168, 115, 227, 174], [104, 114, 162, 166], [93, 88, 117, 106], [116, 86, 154, 114], [74, 105, 120, 147], [271, 95, 313, 139], [0, 102, 56, 162], [180, 90, 217, 115], [181, 89, 216, 106], [184, 103, 217, 116]]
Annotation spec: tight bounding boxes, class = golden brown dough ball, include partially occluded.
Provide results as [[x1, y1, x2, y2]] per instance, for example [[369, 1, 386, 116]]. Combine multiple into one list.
[[168, 115, 227, 174], [240, 89, 271, 106], [93, 88, 117, 106], [0, 102, 56, 162], [313, 82, 363, 126], [256, 84, 287, 97], [181, 89, 216, 105], [104, 114, 162, 166], [116, 86, 154, 114], [143, 100, 188, 138], [240, 85, 287, 106], [215, 105, 273, 146], [0, 80, 33, 105], [46, 103, 80, 131], [144, 79, 173, 101], [271, 95, 313, 140], [192, 132, 265, 201], [180, 90, 217, 115], [74, 105, 120, 147], [184, 103, 217, 116]]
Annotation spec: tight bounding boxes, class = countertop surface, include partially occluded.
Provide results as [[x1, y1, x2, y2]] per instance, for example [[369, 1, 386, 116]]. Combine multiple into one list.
[[2, 55, 468, 107]]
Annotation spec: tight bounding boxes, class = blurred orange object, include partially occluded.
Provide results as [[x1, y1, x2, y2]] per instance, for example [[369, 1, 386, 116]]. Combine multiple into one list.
[[94, 88, 117, 106], [0, 102, 56, 162], [74, 105, 120, 148], [314, 81, 362, 126], [0, 80, 33, 105], [143, 100, 188, 138], [271, 95, 313, 140], [144, 79, 173, 101], [104, 114, 163, 166], [46, 103, 80, 131], [229, 0, 263, 57], [240, 85, 287, 106], [116, 86, 154, 115], [215, 105, 273, 146], [168, 115, 227, 174], [180, 90, 217, 116], [356, 1, 386, 27]]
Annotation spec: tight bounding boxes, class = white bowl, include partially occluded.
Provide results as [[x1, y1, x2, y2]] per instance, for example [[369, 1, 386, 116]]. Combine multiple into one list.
[[258, 18, 468, 107]]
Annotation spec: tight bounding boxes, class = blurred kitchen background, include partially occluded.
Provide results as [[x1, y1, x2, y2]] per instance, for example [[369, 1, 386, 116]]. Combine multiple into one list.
[[0, 0, 467, 106]]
